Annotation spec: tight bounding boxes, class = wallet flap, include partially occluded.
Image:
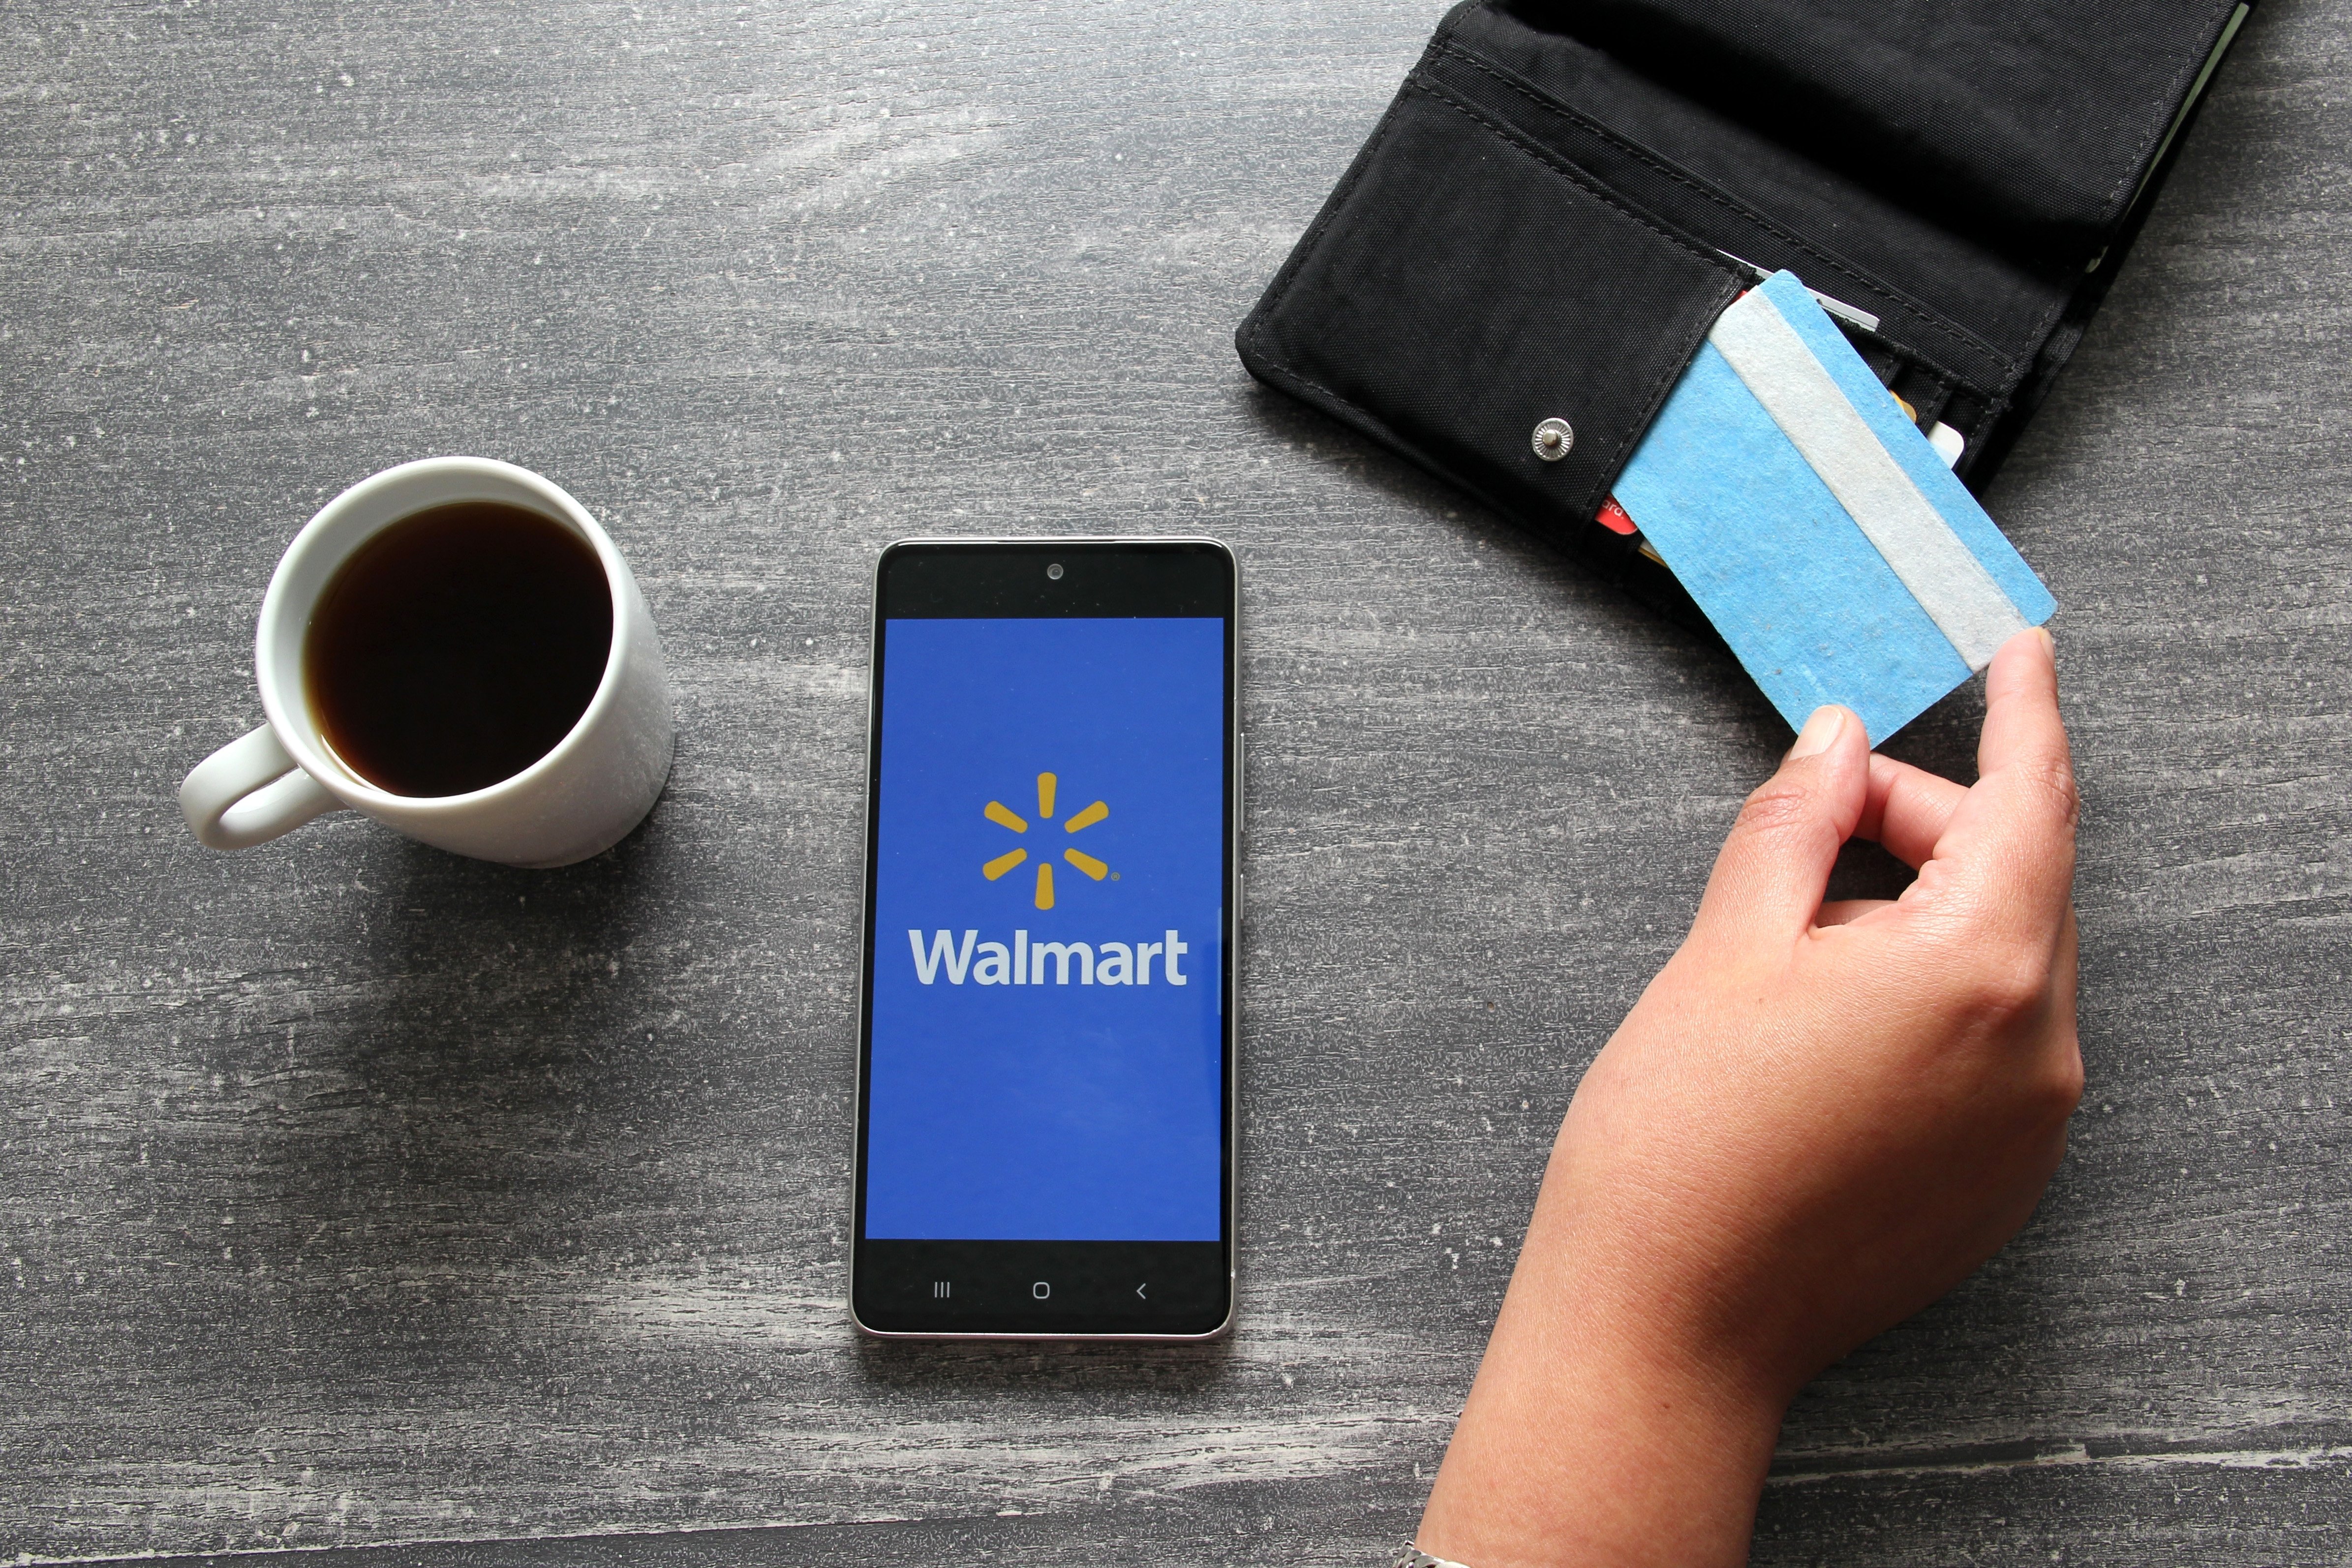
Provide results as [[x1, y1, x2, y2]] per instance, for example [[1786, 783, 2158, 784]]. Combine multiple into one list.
[[1237, 76, 1741, 535]]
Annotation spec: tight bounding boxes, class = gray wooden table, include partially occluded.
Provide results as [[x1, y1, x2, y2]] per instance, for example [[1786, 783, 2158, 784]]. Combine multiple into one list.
[[5, 2, 2348, 1563]]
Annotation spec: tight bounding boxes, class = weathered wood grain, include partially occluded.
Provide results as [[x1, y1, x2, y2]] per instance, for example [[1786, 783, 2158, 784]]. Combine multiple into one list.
[[1, 1, 2347, 1563]]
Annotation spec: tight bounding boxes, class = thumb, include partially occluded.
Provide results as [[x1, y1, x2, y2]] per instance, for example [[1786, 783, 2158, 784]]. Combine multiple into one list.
[[1691, 705, 1870, 945]]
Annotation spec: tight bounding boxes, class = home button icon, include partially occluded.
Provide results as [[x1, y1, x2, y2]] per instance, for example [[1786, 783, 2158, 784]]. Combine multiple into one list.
[[1031, 1281, 1051, 1300]]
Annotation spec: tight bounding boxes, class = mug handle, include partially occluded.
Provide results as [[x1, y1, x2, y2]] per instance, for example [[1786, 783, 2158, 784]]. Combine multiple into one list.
[[180, 724, 344, 850]]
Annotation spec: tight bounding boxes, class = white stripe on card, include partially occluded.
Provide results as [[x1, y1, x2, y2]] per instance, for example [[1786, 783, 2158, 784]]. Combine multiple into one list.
[[1706, 291, 2027, 670]]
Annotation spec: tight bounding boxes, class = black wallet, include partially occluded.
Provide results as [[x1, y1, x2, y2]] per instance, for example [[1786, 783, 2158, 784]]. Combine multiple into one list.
[[1236, 0, 2247, 615]]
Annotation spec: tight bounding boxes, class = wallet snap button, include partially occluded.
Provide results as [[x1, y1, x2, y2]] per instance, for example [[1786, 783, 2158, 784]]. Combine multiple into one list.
[[1531, 418, 1574, 461]]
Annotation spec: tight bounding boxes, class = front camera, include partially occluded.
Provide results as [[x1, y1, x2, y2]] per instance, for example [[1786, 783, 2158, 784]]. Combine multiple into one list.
[[1046, 562, 1065, 580]]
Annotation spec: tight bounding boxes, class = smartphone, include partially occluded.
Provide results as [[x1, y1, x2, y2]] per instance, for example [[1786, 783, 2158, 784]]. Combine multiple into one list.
[[851, 538, 1240, 1340]]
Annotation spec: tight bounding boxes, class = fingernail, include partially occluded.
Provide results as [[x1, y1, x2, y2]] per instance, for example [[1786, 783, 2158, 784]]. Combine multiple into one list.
[[2036, 625, 2057, 658], [1787, 706, 1845, 760]]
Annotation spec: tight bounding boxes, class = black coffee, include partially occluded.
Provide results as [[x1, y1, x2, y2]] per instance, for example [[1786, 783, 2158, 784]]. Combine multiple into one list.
[[305, 500, 613, 798]]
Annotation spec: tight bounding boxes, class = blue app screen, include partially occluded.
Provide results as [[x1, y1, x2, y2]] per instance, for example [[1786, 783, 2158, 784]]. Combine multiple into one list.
[[864, 616, 1227, 1241]]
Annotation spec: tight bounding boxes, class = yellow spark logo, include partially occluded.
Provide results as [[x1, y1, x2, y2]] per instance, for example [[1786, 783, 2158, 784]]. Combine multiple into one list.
[[981, 770, 1111, 910]]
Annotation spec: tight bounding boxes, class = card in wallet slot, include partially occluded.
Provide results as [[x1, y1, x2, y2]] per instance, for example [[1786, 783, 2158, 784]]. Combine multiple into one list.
[[1613, 271, 2056, 745]]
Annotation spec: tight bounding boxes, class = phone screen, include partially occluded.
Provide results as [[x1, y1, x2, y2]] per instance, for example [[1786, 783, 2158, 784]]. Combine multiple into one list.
[[854, 541, 1236, 1337]]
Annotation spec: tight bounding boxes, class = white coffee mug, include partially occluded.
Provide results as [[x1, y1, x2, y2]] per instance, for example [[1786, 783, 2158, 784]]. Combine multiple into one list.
[[179, 456, 674, 869]]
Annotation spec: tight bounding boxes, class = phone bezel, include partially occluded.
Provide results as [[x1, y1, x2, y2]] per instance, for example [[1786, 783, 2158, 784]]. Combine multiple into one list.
[[850, 536, 1240, 1341]]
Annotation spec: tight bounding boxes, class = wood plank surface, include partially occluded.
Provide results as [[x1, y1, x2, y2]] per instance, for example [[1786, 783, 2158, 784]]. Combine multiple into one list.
[[2, 1, 2347, 1563]]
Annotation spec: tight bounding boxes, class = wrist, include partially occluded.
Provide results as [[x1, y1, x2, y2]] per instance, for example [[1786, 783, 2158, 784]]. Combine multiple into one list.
[[1415, 1197, 1788, 1567], [1419, 1331, 1781, 1568]]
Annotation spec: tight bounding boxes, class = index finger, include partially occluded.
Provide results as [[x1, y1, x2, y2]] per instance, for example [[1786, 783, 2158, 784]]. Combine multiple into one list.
[[1917, 627, 2079, 930], [1979, 626, 2074, 795]]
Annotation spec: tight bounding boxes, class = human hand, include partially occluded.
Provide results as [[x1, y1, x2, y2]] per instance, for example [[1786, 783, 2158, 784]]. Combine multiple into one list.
[[1415, 627, 2082, 1568]]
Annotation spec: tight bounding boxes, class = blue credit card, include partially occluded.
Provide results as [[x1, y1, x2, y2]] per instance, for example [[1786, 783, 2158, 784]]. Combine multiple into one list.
[[1613, 270, 2055, 745]]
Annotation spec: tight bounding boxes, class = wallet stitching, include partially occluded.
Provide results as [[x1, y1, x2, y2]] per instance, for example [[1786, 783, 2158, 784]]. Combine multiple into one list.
[[2011, 279, 2079, 381], [2100, 1, 2240, 214], [2001, 8, 2238, 410], [1410, 74, 1734, 278], [1241, 75, 1417, 365], [1428, 41, 2020, 390], [1395, 77, 1741, 505]]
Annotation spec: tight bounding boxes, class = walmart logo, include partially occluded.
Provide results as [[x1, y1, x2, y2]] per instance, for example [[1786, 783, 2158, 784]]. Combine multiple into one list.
[[980, 770, 1111, 911], [906, 769, 1191, 988]]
